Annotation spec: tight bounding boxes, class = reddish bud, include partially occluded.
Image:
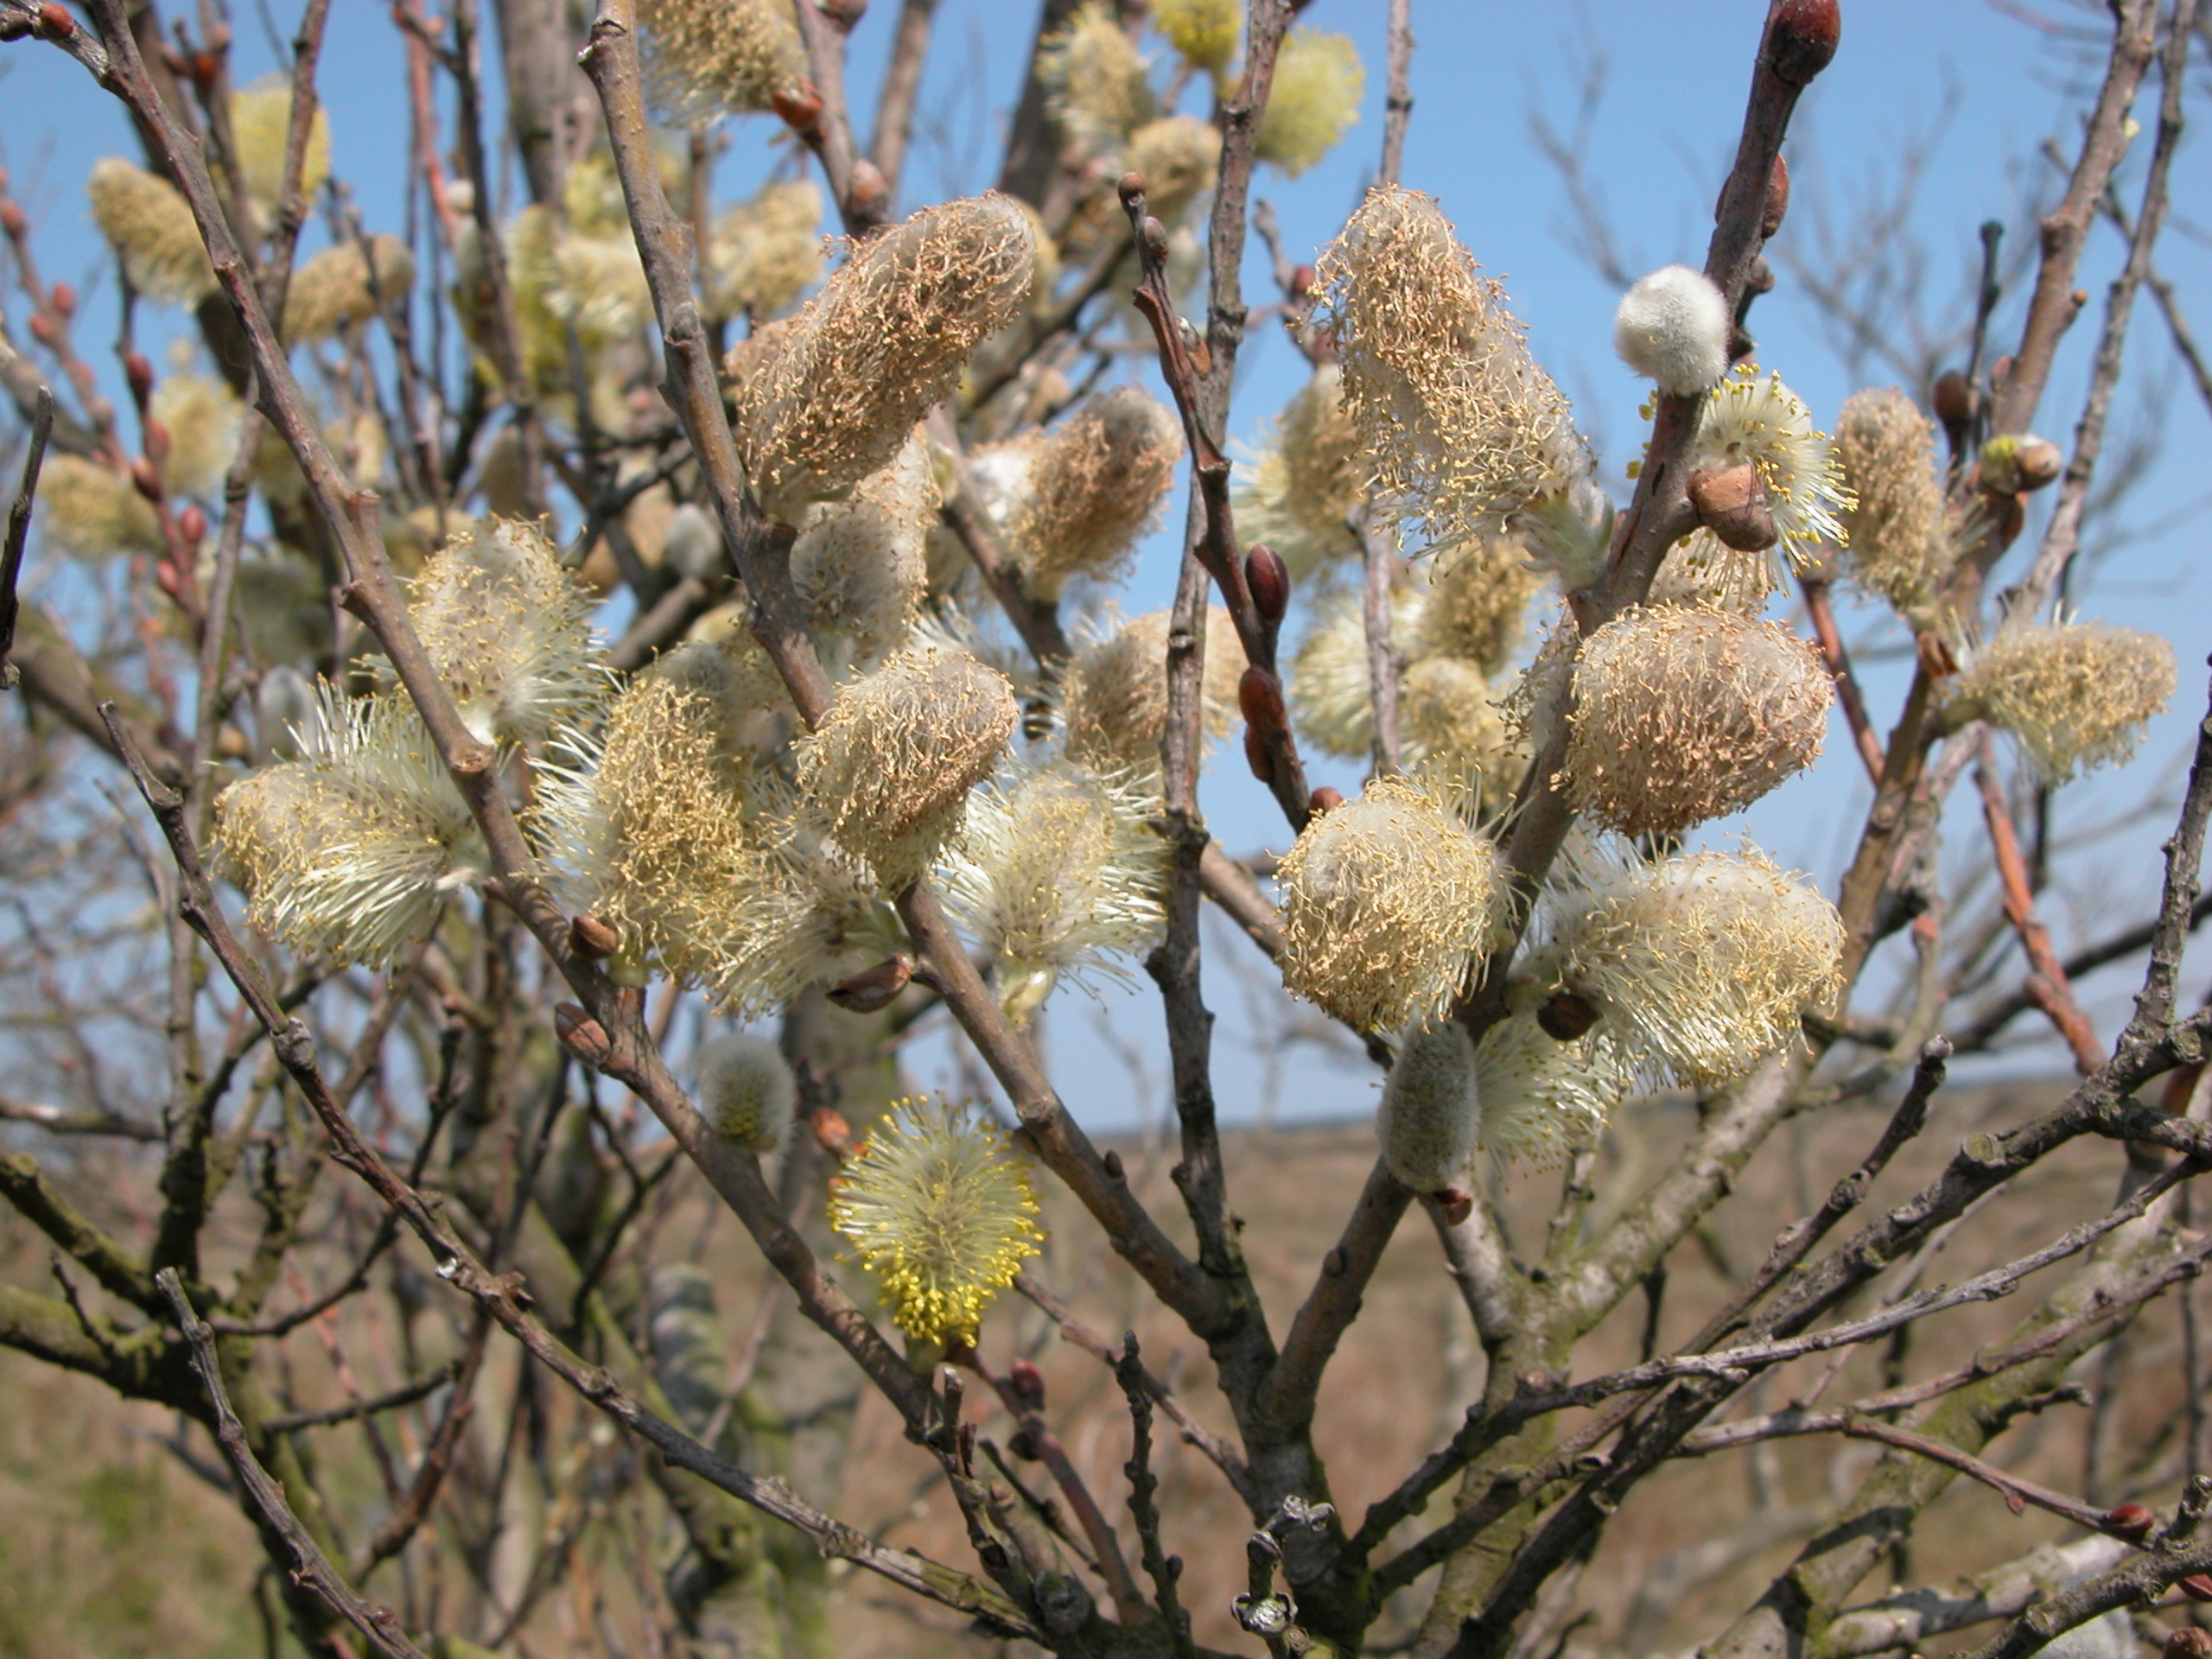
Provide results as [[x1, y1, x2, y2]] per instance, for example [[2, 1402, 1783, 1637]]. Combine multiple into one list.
[[828, 956, 914, 1014], [1007, 1358, 1046, 1408], [1140, 215, 1170, 266], [2103, 1503, 2157, 1541], [1008, 1428, 1041, 1461], [1766, 0, 1839, 86], [1117, 172, 1147, 211], [1762, 154, 1790, 238], [554, 1004, 611, 1068], [1932, 369, 1975, 427], [141, 416, 170, 467], [845, 158, 889, 224], [810, 1107, 854, 1158], [569, 912, 620, 960], [1989, 353, 2014, 391], [1245, 543, 1290, 623], [2181, 1575, 2212, 1605], [1238, 664, 1285, 732], [1688, 462, 1777, 553], [191, 51, 222, 85], [176, 503, 207, 545], [1308, 785, 1344, 816], [152, 558, 181, 601], [26, 312, 54, 346], [1289, 263, 1318, 300], [35, 3, 75, 40], [48, 280, 73, 320], [1435, 1188, 1475, 1226], [130, 456, 163, 503], [1243, 723, 1274, 785], [770, 83, 823, 134], [0, 200, 24, 240], [124, 351, 156, 404]]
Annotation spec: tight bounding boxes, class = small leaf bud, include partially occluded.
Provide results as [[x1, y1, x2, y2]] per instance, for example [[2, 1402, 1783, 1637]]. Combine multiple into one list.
[[810, 1106, 854, 1158], [125, 351, 156, 404], [1762, 154, 1790, 238], [1238, 664, 1285, 732], [771, 83, 823, 133], [49, 280, 74, 319], [1767, 0, 1840, 86], [1932, 369, 1975, 427], [1688, 461, 1778, 552], [1434, 1187, 1474, 1226], [1007, 1357, 1046, 1408], [1246, 543, 1291, 622], [142, 416, 171, 467], [1243, 723, 1275, 785], [828, 955, 914, 1013], [1141, 215, 1170, 265], [569, 912, 620, 959], [2165, 1629, 2212, 1659], [1289, 263, 1318, 300], [0, 200, 24, 239], [1307, 785, 1344, 815], [1978, 433, 2062, 495], [130, 455, 163, 503], [176, 503, 207, 545], [2103, 1503, 2157, 1540], [845, 157, 890, 224], [555, 1004, 612, 1068], [1117, 173, 1147, 211], [2181, 1574, 2212, 1605]]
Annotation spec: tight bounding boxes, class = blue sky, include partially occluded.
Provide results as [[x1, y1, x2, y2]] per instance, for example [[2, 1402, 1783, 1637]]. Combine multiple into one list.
[[3, 2, 2205, 1129]]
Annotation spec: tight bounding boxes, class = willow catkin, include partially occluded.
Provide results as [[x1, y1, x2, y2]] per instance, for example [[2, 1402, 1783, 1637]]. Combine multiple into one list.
[[1256, 28, 1363, 177], [86, 158, 215, 306], [149, 373, 245, 501], [1398, 657, 1522, 789], [283, 235, 416, 341], [1613, 265, 1731, 395], [995, 386, 1183, 600], [935, 754, 1170, 1018], [1684, 365, 1850, 570], [1949, 620, 2175, 783], [1153, 0, 1239, 73], [1232, 362, 1366, 579], [1415, 537, 1541, 673], [790, 428, 937, 656], [1287, 586, 1420, 761], [1565, 606, 1831, 836], [230, 76, 331, 220], [796, 644, 1019, 885], [1832, 387, 1951, 610], [1058, 607, 1243, 770], [1276, 773, 1507, 1033], [404, 518, 600, 746], [37, 455, 163, 558], [1646, 528, 1778, 616], [1377, 1020, 1479, 1195], [1315, 187, 1588, 550], [708, 179, 824, 321], [637, 0, 807, 120], [694, 1031, 798, 1152], [1040, 1, 1156, 153], [1550, 846, 1844, 1088], [734, 196, 1037, 519], [1471, 995, 1630, 1169]]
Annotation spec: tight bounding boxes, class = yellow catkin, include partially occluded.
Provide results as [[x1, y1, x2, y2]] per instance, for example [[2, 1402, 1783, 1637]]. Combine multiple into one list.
[[830, 1096, 1043, 1345], [708, 179, 823, 321], [1154, 0, 1240, 73], [637, 0, 807, 119], [86, 158, 214, 306], [1949, 620, 2176, 783], [1550, 847, 1844, 1088], [150, 374, 245, 500], [37, 455, 162, 558], [1687, 365, 1850, 569], [1058, 607, 1243, 771], [1316, 187, 1586, 550], [1001, 386, 1183, 599], [1255, 28, 1363, 177], [1565, 606, 1831, 836], [1833, 387, 1951, 610], [230, 77, 331, 220], [1234, 362, 1366, 580], [733, 196, 1037, 519], [1041, 2, 1156, 153], [1416, 537, 1541, 673], [796, 644, 1020, 885], [282, 235, 416, 341], [1276, 773, 1506, 1032]]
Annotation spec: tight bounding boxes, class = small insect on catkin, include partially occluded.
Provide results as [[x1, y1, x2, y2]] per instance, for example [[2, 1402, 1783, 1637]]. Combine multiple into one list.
[[1277, 773, 1507, 1033], [734, 196, 1037, 518], [1948, 621, 2176, 783], [86, 158, 215, 306], [830, 1096, 1044, 1346], [1613, 265, 1732, 395], [1315, 186, 1588, 550], [405, 518, 600, 746], [693, 1031, 799, 1153], [1832, 387, 1952, 611], [1377, 1019, 1480, 1195], [796, 643, 1020, 886], [1565, 606, 1831, 836], [1551, 846, 1844, 1088]]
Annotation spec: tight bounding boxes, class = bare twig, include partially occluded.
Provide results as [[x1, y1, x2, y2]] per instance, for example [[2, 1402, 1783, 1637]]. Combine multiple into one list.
[[1118, 1332, 1197, 1659], [0, 382, 52, 687], [1977, 741, 2106, 1072]]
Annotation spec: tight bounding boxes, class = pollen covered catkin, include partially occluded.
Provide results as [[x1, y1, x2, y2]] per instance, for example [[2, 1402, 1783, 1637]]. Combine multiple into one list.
[[1316, 187, 1588, 550], [790, 429, 936, 656], [404, 518, 599, 746], [694, 1032, 799, 1153], [707, 179, 823, 321], [87, 158, 215, 306], [282, 236, 416, 341], [796, 644, 1019, 885], [637, 0, 807, 119], [1276, 773, 1506, 1033], [733, 196, 1036, 518], [988, 386, 1184, 600], [1415, 537, 1542, 674], [1255, 29, 1363, 177], [1377, 1020, 1479, 1195], [1687, 366, 1849, 570], [1040, 2, 1156, 152], [1832, 388, 1952, 610], [1232, 363, 1366, 579], [1948, 621, 2175, 783], [1058, 607, 1242, 770], [1154, 0, 1239, 73], [1565, 606, 1830, 836]]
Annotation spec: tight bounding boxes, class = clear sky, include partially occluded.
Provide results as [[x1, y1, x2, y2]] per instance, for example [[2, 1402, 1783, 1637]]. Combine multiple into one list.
[[3, 2, 2205, 1130]]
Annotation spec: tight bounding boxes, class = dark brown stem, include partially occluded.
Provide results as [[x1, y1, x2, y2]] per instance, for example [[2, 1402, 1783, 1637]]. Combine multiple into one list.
[[1118, 1332, 1198, 1659], [0, 381, 52, 687]]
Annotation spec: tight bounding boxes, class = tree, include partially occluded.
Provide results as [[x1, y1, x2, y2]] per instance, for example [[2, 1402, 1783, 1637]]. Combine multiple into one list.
[[0, 0, 2209, 1656]]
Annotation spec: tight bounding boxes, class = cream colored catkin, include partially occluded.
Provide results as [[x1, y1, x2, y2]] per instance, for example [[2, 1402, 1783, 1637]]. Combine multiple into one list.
[[1058, 607, 1243, 771], [790, 428, 938, 656], [1232, 362, 1366, 579], [1000, 386, 1184, 600], [1948, 620, 2176, 783], [1832, 387, 1952, 610], [637, 0, 807, 120], [87, 158, 215, 306], [1377, 1020, 1480, 1194], [694, 1032, 799, 1152]]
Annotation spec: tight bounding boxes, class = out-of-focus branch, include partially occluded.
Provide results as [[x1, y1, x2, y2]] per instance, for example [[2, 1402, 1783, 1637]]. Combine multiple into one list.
[[1976, 743, 2106, 1072], [1802, 575, 1883, 782], [0, 382, 51, 687], [1952, 889, 2212, 1054], [1357, 509, 1402, 776], [869, 0, 938, 198]]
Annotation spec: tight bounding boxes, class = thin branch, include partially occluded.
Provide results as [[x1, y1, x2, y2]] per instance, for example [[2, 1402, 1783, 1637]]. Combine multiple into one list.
[[1802, 575, 1883, 782], [868, 0, 938, 199], [1118, 1332, 1197, 1659], [0, 382, 52, 687], [265, 1360, 464, 1435], [1977, 741, 2106, 1072]]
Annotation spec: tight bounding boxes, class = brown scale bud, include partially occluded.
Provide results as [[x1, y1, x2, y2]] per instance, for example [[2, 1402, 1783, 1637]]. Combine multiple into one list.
[[845, 157, 890, 224], [124, 351, 156, 404], [141, 416, 171, 467], [176, 503, 207, 545], [2103, 1503, 2157, 1540], [0, 200, 23, 240], [554, 1004, 612, 1068], [1289, 263, 1318, 299], [49, 280, 74, 320], [1008, 1428, 1041, 1461], [771, 83, 823, 133], [1932, 368, 1975, 427], [810, 1106, 854, 1158], [2181, 1575, 2212, 1605], [828, 955, 914, 1013], [26, 312, 54, 346], [1434, 1188, 1475, 1226], [1307, 785, 1345, 816], [1537, 990, 1601, 1042], [569, 912, 620, 960], [1141, 216, 1171, 265], [1238, 664, 1286, 732], [1118, 172, 1147, 211], [1766, 0, 1839, 86], [1989, 353, 2014, 390], [1243, 723, 1274, 785], [2012, 436, 2062, 491], [130, 455, 163, 503], [1763, 154, 1790, 238], [2165, 1629, 2212, 1659], [1689, 462, 1778, 553], [190, 50, 221, 85], [36, 3, 75, 40], [1246, 543, 1291, 622], [1007, 1357, 1046, 1408]]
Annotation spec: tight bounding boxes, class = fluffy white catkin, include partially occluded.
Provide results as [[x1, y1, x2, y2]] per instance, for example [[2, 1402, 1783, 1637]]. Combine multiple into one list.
[[1613, 265, 1732, 395]]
